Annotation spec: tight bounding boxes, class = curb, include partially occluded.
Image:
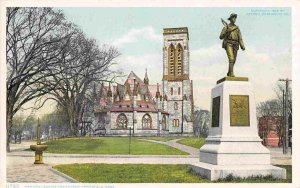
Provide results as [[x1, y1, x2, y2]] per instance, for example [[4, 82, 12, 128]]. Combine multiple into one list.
[[8, 154, 199, 158], [49, 167, 79, 183]]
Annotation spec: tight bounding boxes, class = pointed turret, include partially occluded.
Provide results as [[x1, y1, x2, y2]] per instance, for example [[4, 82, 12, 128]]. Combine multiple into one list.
[[107, 82, 112, 98], [155, 83, 160, 99], [106, 82, 113, 106], [133, 79, 142, 101], [124, 82, 132, 100], [163, 94, 168, 101], [133, 80, 140, 96], [144, 69, 149, 85], [125, 82, 132, 95]]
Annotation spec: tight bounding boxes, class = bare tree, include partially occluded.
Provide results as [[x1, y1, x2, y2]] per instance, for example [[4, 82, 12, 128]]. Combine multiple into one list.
[[40, 107, 70, 139], [274, 82, 292, 147], [11, 115, 25, 144], [257, 81, 292, 147], [6, 7, 74, 151], [42, 31, 121, 136], [194, 109, 210, 137], [274, 82, 292, 122], [257, 99, 283, 146]]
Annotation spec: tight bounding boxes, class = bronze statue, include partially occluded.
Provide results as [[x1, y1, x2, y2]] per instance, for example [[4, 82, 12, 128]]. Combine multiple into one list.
[[220, 13, 245, 77]]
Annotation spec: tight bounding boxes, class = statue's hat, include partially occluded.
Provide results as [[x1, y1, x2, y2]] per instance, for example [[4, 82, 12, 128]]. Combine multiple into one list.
[[228, 13, 237, 20]]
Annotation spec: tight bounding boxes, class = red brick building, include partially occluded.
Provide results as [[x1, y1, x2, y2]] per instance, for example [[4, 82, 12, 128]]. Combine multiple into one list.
[[258, 116, 283, 147]]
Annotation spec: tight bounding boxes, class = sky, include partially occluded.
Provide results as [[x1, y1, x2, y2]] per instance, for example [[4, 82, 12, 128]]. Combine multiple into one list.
[[29, 7, 291, 114]]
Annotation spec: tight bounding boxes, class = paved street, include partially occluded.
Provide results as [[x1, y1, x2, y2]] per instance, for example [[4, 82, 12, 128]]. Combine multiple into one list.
[[6, 140, 292, 183]]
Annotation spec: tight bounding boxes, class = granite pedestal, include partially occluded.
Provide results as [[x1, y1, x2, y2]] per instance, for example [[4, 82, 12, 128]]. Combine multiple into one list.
[[189, 78, 286, 180]]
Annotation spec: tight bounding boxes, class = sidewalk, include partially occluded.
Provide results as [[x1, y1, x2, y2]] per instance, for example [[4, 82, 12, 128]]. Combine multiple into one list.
[[267, 146, 292, 165], [138, 138, 292, 165]]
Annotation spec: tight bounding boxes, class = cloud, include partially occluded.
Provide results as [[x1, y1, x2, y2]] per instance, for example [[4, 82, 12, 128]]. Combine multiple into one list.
[[189, 44, 291, 110], [112, 26, 161, 48], [190, 44, 225, 66], [112, 53, 162, 84]]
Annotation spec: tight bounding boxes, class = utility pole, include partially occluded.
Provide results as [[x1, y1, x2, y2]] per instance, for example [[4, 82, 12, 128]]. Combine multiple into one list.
[[279, 78, 292, 154], [282, 90, 285, 154], [129, 127, 132, 154]]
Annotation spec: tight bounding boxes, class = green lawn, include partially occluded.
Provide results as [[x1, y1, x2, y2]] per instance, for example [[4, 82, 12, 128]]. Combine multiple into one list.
[[54, 164, 291, 183], [45, 137, 188, 155], [54, 164, 210, 183], [176, 137, 206, 148], [137, 136, 182, 142], [215, 165, 292, 183]]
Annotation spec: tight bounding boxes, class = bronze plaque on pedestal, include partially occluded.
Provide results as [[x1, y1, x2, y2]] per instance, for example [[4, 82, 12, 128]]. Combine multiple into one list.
[[230, 95, 250, 126], [212, 96, 220, 127]]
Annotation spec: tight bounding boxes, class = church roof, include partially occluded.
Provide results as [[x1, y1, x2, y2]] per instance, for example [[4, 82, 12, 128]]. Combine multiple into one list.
[[115, 84, 125, 99], [126, 71, 144, 85], [110, 100, 168, 114], [96, 71, 162, 112]]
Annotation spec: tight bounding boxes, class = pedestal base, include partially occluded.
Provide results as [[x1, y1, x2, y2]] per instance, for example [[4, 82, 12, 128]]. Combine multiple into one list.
[[188, 162, 286, 181], [200, 136, 271, 165], [30, 145, 47, 164], [34, 151, 45, 164]]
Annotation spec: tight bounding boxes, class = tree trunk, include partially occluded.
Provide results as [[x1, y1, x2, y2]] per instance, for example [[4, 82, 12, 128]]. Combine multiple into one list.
[[14, 132, 17, 144], [6, 107, 14, 152], [278, 135, 282, 147], [265, 118, 269, 146], [64, 94, 88, 137], [67, 103, 80, 137], [69, 116, 75, 136], [19, 133, 22, 144]]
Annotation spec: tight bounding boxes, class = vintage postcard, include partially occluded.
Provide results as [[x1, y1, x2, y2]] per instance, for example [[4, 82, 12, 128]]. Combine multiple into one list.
[[1, 0, 300, 188]]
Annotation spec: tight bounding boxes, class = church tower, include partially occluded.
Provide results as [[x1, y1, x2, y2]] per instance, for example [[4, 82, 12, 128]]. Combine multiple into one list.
[[162, 27, 194, 134]]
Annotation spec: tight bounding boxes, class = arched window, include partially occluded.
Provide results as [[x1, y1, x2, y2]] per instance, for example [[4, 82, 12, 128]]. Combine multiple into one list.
[[175, 44, 183, 76], [178, 87, 181, 95], [116, 113, 127, 129], [162, 115, 167, 130], [168, 44, 175, 76], [171, 87, 173, 95], [173, 119, 179, 127], [174, 102, 178, 110], [183, 94, 187, 100], [142, 114, 152, 129]]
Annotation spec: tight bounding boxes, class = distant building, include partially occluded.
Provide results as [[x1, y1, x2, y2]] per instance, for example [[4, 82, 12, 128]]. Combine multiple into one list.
[[258, 116, 283, 147], [93, 27, 194, 136]]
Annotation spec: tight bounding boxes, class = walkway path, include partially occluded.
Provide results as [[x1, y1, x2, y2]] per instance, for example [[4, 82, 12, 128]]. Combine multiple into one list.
[[7, 141, 77, 183], [138, 138, 198, 156], [266, 146, 292, 165], [138, 138, 292, 165], [6, 140, 292, 183], [7, 163, 77, 183]]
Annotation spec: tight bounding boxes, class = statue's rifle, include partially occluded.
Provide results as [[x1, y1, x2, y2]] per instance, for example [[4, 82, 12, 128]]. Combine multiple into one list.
[[221, 18, 230, 39], [221, 18, 238, 35], [221, 18, 228, 26]]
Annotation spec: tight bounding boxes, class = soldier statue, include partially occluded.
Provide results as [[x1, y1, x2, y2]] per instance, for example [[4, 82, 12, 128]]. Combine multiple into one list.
[[220, 13, 245, 77]]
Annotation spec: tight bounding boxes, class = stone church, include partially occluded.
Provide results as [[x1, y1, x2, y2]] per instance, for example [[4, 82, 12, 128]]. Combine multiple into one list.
[[94, 27, 194, 136]]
